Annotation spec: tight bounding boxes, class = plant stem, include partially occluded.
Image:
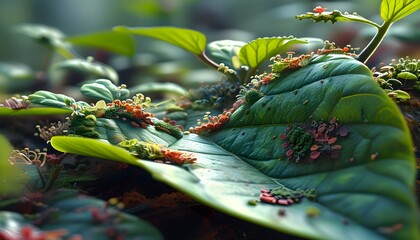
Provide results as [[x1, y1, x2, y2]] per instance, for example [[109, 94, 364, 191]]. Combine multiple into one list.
[[357, 21, 393, 64], [197, 51, 220, 70]]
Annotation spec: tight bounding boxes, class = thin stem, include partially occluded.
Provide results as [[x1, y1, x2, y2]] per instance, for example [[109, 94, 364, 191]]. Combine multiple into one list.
[[197, 51, 220, 70], [356, 21, 393, 64]]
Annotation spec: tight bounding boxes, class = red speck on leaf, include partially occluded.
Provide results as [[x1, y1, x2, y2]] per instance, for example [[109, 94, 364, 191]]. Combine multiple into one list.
[[280, 134, 287, 140], [282, 142, 289, 148], [328, 137, 337, 144], [310, 151, 321, 159], [310, 144, 319, 151], [338, 127, 349, 136], [312, 6, 327, 13], [286, 149, 294, 157]]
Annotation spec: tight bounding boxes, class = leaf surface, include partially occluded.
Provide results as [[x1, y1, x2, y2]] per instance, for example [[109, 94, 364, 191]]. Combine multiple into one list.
[[50, 55, 419, 239], [115, 26, 206, 55], [380, 0, 420, 23], [238, 37, 307, 69], [67, 31, 135, 56]]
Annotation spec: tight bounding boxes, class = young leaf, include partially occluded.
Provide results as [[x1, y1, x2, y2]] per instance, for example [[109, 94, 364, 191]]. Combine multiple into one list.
[[206, 40, 246, 69], [28, 90, 75, 109], [80, 79, 130, 102], [238, 37, 307, 69], [114, 26, 206, 55], [380, 0, 420, 23], [66, 31, 136, 56]]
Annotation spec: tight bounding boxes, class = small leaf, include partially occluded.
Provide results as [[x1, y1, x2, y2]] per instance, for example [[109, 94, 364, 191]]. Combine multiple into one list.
[[206, 40, 246, 69], [114, 26, 206, 55], [28, 90, 75, 109], [397, 72, 417, 80], [66, 31, 136, 56], [380, 0, 420, 23], [392, 90, 411, 100], [80, 79, 130, 102], [238, 37, 307, 69], [51, 58, 119, 84]]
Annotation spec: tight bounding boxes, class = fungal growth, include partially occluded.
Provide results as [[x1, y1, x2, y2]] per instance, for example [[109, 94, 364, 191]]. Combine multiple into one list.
[[280, 118, 349, 162], [259, 185, 317, 206], [118, 139, 196, 165]]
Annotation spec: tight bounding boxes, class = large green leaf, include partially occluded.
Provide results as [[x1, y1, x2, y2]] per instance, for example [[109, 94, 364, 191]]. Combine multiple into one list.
[[380, 0, 420, 23], [50, 55, 419, 239], [66, 31, 136, 56], [238, 37, 307, 69], [114, 26, 206, 55]]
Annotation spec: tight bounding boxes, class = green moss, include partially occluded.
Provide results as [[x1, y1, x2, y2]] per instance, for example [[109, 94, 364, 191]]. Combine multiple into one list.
[[154, 120, 183, 139]]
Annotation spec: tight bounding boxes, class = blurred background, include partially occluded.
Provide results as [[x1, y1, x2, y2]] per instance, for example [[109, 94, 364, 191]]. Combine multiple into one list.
[[0, 0, 418, 94]]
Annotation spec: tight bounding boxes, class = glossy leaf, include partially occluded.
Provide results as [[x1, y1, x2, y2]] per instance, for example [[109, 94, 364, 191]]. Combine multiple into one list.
[[67, 31, 136, 56], [50, 55, 419, 239], [93, 118, 179, 146], [28, 90, 75, 109], [51, 58, 119, 84], [0, 107, 72, 116], [206, 40, 246, 69], [114, 26, 206, 55], [380, 0, 420, 23], [0, 190, 163, 239], [238, 37, 307, 69], [80, 79, 130, 102]]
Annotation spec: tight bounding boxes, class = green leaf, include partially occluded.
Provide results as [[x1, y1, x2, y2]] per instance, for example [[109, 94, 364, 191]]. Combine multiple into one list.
[[0, 190, 163, 239], [93, 118, 180, 145], [51, 58, 119, 84], [0, 135, 28, 195], [66, 31, 136, 56], [28, 90, 75, 109], [80, 79, 130, 102], [380, 0, 420, 23], [238, 37, 307, 69], [114, 26, 206, 55], [0, 107, 72, 116], [206, 40, 246, 69], [129, 82, 187, 96], [296, 10, 380, 28], [50, 55, 419, 239], [397, 72, 417, 80]]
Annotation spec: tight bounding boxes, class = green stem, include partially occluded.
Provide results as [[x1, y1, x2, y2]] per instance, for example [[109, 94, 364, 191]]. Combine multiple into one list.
[[357, 21, 393, 64]]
